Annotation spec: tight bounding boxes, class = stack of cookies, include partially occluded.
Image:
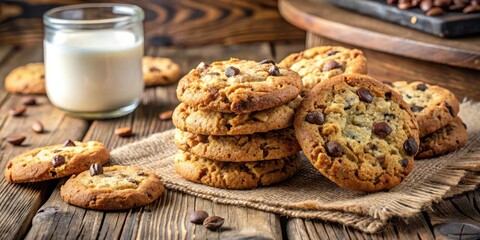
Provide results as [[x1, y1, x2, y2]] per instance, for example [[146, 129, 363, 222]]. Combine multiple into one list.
[[172, 58, 304, 189]]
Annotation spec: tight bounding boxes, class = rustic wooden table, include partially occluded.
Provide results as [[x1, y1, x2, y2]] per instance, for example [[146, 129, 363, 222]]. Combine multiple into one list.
[[1, 40, 480, 240]]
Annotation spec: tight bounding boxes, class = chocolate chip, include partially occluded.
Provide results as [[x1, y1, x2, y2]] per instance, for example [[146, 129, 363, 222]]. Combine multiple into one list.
[[159, 110, 173, 120], [32, 121, 44, 133], [197, 134, 209, 143], [128, 178, 138, 184], [137, 171, 145, 176], [377, 156, 386, 165], [384, 113, 396, 119], [232, 101, 248, 112], [62, 139, 76, 148], [22, 96, 36, 106], [372, 122, 393, 138], [356, 88, 373, 103], [197, 62, 210, 73], [149, 67, 161, 72], [190, 210, 209, 224], [225, 66, 240, 77], [326, 141, 343, 157], [115, 127, 133, 137], [9, 105, 26, 117], [305, 111, 325, 125], [89, 163, 103, 176], [410, 105, 424, 112], [398, 158, 409, 167], [385, 92, 392, 101], [259, 59, 275, 65], [6, 135, 26, 145], [445, 102, 455, 116], [203, 216, 224, 231], [322, 60, 341, 72], [403, 137, 418, 156], [416, 83, 428, 91], [52, 155, 65, 167], [268, 65, 280, 76], [326, 50, 340, 56]]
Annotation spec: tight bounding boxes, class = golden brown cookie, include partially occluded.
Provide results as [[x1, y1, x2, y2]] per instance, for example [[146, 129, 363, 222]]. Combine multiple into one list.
[[390, 81, 460, 137], [177, 58, 302, 113], [417, 117, 468, 159], [174, 150, 302, 189], [174, 128, 300, 162], [294, 74, 419, 192], [60, 165, 164, 210], [4, 63, 46, 94], [142, 56, 181, 86], [279, 46, 367, 91], [4, 141, 110, 183]]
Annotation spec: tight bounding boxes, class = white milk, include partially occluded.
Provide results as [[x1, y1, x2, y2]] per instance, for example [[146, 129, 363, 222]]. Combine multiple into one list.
[[44, 29, 144, 112]]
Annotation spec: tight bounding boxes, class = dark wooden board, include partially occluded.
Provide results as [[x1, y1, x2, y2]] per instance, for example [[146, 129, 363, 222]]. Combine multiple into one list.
[[326, 0, 480, 38]]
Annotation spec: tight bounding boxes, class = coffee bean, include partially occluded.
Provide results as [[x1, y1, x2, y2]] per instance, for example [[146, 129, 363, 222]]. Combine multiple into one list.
[[449, 3, 467, 10], [190, 210, 209, 224], [6, 135, 26, 145], [445, 102, 455, 116], [420, 0, 434, 11], [52, 155, 65, 167], [326, 141, 343, 157], [196, 134, 209, 143], [62, 139, 76, 148], [259, 59, 276, 65], [10, 105, 26, 117], [325, 50, 340, 56], [464, 5, 480, 13], [89, 163, 103, 176], [434, 0, 452, 7], [416, 83, 428, 91], [398, 158, 409, 167], [32, 121, 44, 133], [322, 60, 341, 72], [268, 65, 280, 76], [203, 216, 224, 231], [410, 105, 424, 112], [159, 110, 173, 120], [426, 7, 445, 16], [403, 137, 418, 156], [115, 127, 132, 137], [225, 66, 240, 77], [356, 88, 373, 103], [372, 122, 393, 138], [22, 96, 36, 106], [305, 111, 325, 125]]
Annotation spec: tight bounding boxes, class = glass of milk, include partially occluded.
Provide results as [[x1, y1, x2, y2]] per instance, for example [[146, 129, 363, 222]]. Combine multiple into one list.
[[43, 4, 144, 119]]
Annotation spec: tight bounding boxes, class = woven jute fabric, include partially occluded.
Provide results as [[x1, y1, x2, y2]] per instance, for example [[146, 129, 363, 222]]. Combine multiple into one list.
[[110, 102, 480, 233]]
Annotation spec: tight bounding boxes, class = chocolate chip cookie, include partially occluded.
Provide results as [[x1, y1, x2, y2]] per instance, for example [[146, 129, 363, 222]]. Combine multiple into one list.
[[177, 58, 302, 113], [174, 128, 300, 162], [172, 96, 301, 135], [390, 81, 460, 137], [142, 56, 181, 87], [61, 165, 164, 210], [4, 140, 110, 183], [4, 63, 46, 94], [417, 117, 468, 159], [279, 46, 367, 91], [174, 150, 302, 189], [295, 74, 419, 192]]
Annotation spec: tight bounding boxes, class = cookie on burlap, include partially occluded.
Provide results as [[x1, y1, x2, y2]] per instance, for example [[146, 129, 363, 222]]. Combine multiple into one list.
[[177, 58, 302, 113], [417, 117, 468, 159], [142, 56, 181, 87], [174, 151, 302, 189], [4, 63, 46, 94], [279, 46, 367, 91], [390, 81, 460, 137], [174, 128, 300, 162], [61, 165, 164, 210], [172, 96, 301, 135], [294, 74, 419, 192], [4, 141, 109, 183]]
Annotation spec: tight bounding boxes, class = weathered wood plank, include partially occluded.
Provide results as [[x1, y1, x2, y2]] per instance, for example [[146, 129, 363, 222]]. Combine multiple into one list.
[[273, 41, 305, 62]]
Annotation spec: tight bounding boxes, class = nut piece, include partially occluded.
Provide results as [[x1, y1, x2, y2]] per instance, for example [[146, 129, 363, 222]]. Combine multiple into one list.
[[22, 96, 37, 106], [252, 112, 269, 122], [203, 216, 224, 231], [159, 110, 173, 120], [190, 210, 209, 224], [115, 127, 133, 137], [6, 135, 26, 145], [9, 105, 26, 117], [89, 163, 103, 176], [32, 121, 44, 133]]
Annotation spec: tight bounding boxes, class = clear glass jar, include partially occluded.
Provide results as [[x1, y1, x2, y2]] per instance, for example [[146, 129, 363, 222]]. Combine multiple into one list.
[[43, 4, 144, 119]]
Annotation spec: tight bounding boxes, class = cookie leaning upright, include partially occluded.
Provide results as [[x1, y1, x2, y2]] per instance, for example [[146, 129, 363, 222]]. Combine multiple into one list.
[[294, 74, 419, 192], [142, 56, 181, 87], [4, 63, 46, 94], [176, 58, 302, 113]]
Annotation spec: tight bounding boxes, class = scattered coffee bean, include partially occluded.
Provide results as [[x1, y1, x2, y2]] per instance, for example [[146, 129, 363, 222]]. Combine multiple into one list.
[[445, 102, 455, 116], [426, 6, 445, 16], [322, 60, 341, 72], [225, 66, 240, 77], [403, 137, 418, 156], [159, 110, 173, 120], [89, 163, 103, 176], [372, 122, 393, 138], [62, 139, 76, 148], [259, 59, 276, 65], [32, 121, 44, 133], [203, 216, 224, 231], [326, 50, 340, 56], [115, 127, 133, 137], [356, 88, 373, 103], [190, 210, 209, 224], [305, 111, 325, 125], [326, 141, 343, 157], [410, 105, 424, 112], [22, 96, 36, 106], [9, 105, 26, 117], [6, 135, 26, 145], [398, 158, 409, 167], [464, 5, 480, 13], [268, 65, 280, 76], [52, 155, 65, 167], [196, 134, 209, 143], [420, 0, 434, 10], [416, 83, 428, 91]]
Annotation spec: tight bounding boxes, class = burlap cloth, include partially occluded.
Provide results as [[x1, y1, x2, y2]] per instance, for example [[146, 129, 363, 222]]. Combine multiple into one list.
[[110, 101, 480, 233]]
